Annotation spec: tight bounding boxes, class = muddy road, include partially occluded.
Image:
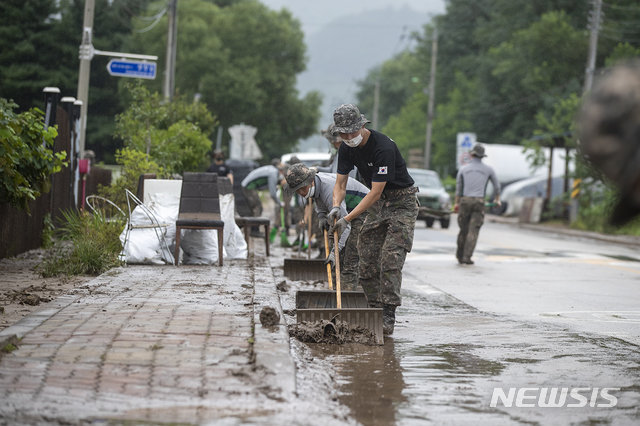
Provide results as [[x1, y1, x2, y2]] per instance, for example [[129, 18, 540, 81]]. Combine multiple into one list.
[[283, 219, 640, 425]]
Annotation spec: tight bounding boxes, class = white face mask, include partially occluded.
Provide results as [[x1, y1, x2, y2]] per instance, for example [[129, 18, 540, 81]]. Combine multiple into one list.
[[342, 133, 363, 147], [303, 184, 315, 200]]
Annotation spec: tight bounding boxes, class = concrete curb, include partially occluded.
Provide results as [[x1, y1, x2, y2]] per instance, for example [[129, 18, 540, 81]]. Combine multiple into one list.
[[487, 215, 640, 247], [252, 255, 297, 400]]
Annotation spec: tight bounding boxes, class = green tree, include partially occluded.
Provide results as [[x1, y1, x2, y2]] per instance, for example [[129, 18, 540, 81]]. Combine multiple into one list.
[[487, 11, 586, 142], [126, 0, 321, 160], [0, 0, 153, 163], [0, 0, 76, 111], [114, 83, 216, 174], [605, 43, 640, 68], [382, 92, 428, 159], [523, 92, 580, 168], [97, 147, 164, 209], [356, 51, 425, 131], [0, 99, 67, 211]]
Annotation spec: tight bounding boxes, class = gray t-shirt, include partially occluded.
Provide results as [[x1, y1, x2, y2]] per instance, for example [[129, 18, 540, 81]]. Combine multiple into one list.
[[456, 158, 500, 198]]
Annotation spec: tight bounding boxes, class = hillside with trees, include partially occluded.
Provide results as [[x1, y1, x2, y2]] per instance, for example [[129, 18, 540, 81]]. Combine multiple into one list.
[[355, 0, 640, 177]]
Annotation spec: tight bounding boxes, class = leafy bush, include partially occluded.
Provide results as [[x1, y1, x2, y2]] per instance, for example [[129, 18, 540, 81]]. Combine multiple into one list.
[[38, 209, 124, 277], [0, 98, 67, 211], [97, 147, 165, 210], [572, 182, 640, 236], [114, 82, 216, 174]]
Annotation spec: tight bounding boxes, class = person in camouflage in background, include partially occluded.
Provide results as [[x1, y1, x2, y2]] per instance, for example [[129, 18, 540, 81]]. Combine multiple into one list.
[[285, 163, 369, 290], [329, 104, 419, 335], [454, 144, 501, 265]]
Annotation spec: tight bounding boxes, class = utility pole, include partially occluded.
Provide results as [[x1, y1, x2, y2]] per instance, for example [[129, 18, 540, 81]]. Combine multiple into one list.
[[164, 0, 178, 101], [76, 0, 95, 158], [583, 0, 603, 93], [372, 79, 380, 129], [573, 0, 602, 223], [424, 27, 438, 169]]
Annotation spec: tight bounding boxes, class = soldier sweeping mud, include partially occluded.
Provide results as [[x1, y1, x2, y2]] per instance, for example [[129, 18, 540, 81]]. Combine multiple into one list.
[[285, 163, 369, 290], [329, 104, 419, 335]]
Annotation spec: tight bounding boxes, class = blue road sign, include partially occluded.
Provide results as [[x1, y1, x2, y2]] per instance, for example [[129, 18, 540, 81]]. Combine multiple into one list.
[[107, 59, 156, 80]]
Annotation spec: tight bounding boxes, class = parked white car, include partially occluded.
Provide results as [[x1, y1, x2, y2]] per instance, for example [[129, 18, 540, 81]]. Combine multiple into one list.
[[281, 152, 331, 167], [500, 175, 569, 217]]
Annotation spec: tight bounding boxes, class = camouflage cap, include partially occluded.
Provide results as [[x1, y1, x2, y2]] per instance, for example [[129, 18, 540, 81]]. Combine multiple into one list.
[[285, 163, 316, 192], [321, 123, 340, 143], [333, 104, 370, 134], [578, 60, 640, 225]]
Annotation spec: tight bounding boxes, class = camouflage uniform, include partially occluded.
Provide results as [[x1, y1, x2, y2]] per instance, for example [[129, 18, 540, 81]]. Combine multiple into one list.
[[285, 164, 369, 290], [358, 188, 418, 306], [331, 103, 419, 334], [456, 197, 485, 263]]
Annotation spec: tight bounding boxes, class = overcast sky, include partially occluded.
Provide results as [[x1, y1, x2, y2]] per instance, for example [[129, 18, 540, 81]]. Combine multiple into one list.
[[258, 0, 447, 150], [259, 0, 446, 36]]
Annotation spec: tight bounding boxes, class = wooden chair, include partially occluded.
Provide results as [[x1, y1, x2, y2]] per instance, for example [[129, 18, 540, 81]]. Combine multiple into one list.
[[235, 216, 270, 256], [217, 176, 270, 256], [175, 173, 224, 266]]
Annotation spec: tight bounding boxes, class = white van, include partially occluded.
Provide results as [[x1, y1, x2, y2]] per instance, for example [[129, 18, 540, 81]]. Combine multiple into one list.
[[281, 152, 331, 167]]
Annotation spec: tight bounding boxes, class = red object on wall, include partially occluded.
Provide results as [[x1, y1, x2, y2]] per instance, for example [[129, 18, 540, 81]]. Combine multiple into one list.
[[78, 158, 90, 175]]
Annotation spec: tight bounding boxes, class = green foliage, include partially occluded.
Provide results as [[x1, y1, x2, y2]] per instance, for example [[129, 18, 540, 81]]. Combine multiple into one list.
[[486, 11, 586, 142], [605, 43, 640, 68], [42, 213, 55, 249], [357, 51, 425, 131], [0, 0, 152, 162], [115, 83, 213, 174], [126, 0, 321, 160], [382, 92, 428, 159], [38, 208, 124, 277], [97, 147, 164, 210], [523, 93, 581, 169], [0, 98, 67, 211], [0, 0, 75, 111]]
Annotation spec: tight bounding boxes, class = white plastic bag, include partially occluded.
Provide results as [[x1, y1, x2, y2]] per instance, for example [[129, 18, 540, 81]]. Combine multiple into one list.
[[220, 193, 248, 259], [119, 207, 166, 265], [180, 228, 220, 265]]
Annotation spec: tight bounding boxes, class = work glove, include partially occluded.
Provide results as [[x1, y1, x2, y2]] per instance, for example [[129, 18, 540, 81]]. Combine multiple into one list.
[[318, 213, 329, 231], [330, 217, 349, 239], [324, 249, 335, 267], [327, 206, 341, 223]]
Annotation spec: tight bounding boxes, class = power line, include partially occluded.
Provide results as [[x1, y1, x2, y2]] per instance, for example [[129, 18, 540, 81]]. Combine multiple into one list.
[[135, 7, 167, 33]]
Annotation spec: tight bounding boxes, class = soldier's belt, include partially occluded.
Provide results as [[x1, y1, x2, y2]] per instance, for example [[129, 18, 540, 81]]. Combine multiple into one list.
[[380, 186, 418, 200]]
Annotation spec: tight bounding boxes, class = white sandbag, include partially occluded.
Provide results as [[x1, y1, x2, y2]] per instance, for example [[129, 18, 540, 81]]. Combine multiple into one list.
[[145, 191, 180, 263], [119, 207, 166, 265], [180, 228, 220, 265], [220, 193, 248, 259]]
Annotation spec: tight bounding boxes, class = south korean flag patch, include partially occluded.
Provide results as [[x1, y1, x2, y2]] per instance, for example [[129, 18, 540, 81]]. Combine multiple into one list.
[[378, 166, 388, 175]]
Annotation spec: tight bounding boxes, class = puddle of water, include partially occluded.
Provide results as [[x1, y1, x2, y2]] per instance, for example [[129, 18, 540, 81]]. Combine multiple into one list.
[[284, 268, 640, 425], [308, 341, 407, 426]]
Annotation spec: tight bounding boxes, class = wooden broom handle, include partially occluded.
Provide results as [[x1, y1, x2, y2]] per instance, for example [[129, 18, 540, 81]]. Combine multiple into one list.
[[323, 229, 333, 290]]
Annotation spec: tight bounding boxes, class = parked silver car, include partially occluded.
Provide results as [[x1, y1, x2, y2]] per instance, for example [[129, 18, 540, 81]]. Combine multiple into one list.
[[408, 168, 451, 228]]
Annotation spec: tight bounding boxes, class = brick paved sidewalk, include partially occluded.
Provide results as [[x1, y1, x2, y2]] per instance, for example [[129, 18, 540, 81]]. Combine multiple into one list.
[[0, 244, 308, 424]]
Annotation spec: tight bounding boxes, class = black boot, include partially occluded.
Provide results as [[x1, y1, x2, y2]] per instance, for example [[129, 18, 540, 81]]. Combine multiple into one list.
[[382, 304, 396, 335]]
